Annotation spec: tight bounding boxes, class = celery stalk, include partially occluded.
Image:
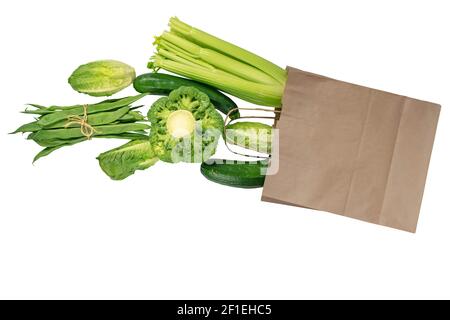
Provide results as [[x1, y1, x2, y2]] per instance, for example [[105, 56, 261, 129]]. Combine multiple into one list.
[[160, 32, 279, 85], [169, 17, 287, 86], [150, 17, 286, 107], [149, 55, 283, 106], [158, 48, 214, 71]]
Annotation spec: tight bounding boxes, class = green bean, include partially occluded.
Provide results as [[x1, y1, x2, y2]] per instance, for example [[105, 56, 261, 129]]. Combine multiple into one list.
[[33, 132, 149, 148], [28, 103, 47, 109], [33, 137, 87, 162], [125, 130, 147, 135], [48, 106, 131, 129], [129, 105, 143, 111], [14, 107, 137, 133], [30, 123, 150, 142], [96, 133, 149, 140], [21, 109, 53, 115], [33, 145, 65, 162], [24, 98, 126, 115], [30, 136, 87, 147], [118, 111, 145, 122], [36, 98, 123, 112], [46, 98, 122, 112], [37, 93, 148, 127], [88, 106, 131, 126], [11, 121, 42, 133]]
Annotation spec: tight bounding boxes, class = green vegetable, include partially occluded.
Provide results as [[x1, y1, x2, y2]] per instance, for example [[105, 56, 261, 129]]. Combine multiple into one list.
[[117, 110, 145, 123], [225, 121, 273, 154], [12, 94, 149, 161], [200, 159, 268, 188], [37, 93, 147, 127], [43, 106, 131, 129], [149, 17, 286, 107], [29, 123, 150, 146], [68, 60, 136, 97], [133, 73, 239, 119], [97, 139, 159, 180], [13, 108, 144, 133], [33, 138, 86, 163], [148, 86, 224, 163]]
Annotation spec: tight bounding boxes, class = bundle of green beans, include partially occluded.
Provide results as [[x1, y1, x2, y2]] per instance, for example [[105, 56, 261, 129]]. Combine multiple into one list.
[[12, 93, 150, 162]]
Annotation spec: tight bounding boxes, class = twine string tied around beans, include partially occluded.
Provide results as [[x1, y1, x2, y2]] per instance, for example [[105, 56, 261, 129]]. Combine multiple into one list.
[[64, 104, 98, 139]]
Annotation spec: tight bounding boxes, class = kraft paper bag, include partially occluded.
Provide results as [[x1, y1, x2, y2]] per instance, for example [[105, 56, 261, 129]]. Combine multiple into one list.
[[262, 67, 440, 232]]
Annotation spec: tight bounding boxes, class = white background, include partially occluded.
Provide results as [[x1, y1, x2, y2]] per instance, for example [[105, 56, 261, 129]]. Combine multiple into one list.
[[0, 0, 449, 299]]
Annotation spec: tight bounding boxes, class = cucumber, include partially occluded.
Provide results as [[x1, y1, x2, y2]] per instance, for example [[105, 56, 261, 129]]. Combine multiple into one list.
[[134, 73, 239, 119], [200, 159, 268, 188]]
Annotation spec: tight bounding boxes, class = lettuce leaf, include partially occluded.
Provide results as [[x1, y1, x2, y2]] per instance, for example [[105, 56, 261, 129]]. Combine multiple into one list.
[[97, 139, 158, 180]]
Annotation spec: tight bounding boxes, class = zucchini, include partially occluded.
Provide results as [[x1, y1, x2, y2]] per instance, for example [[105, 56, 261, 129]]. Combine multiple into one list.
[[134, 73, 239, 119], [200, 159, 268, 188]]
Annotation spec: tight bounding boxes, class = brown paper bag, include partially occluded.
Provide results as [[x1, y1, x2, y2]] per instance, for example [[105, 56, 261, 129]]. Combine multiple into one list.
[[262, 67, 440, 232]]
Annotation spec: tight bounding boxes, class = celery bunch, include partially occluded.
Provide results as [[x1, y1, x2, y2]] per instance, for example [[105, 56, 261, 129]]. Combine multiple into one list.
[[148, 17, 286, 107]]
